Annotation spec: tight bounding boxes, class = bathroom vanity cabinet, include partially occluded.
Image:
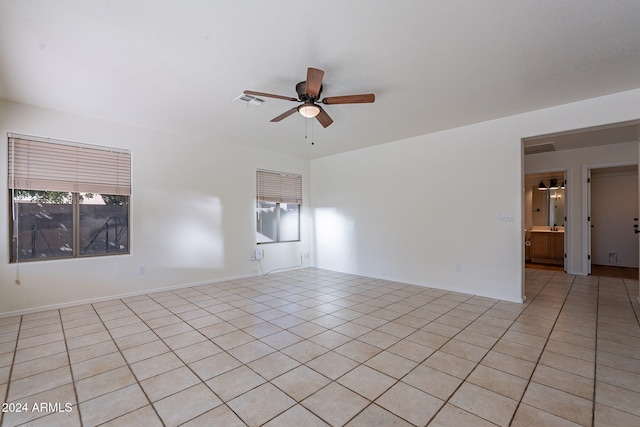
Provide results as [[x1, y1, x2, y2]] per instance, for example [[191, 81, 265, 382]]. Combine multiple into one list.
[[530, 231, 564, 265]]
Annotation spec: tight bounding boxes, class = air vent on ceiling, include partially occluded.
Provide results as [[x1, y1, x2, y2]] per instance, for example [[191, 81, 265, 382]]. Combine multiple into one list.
[[233, 93, 265, 106], [524, 142, 556, 155]]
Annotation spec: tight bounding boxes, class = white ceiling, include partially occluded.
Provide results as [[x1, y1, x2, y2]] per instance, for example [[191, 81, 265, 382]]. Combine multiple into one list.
[[1, 1, 640, 159]]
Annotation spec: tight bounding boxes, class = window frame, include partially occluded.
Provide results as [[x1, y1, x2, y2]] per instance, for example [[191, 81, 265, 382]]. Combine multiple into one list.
[[256, 201, 300, 244], [9, 191, 130, 262], [8, 134, 131, 263], [256, 169, 302, 244]]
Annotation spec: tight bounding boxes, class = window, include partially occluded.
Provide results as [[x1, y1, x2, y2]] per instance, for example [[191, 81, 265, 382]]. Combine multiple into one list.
[[256, 169, 301, 243], [8, 135, 131, 262]]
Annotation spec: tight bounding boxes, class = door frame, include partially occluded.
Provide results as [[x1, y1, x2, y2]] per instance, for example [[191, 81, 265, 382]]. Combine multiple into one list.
[[583, 161, 639, 275], [524, 168, 570, 273]]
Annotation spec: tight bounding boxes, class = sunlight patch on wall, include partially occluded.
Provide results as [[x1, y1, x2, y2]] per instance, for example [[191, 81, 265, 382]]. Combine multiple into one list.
[[164, 194, 225, 268], [314, 207, 356, 272]]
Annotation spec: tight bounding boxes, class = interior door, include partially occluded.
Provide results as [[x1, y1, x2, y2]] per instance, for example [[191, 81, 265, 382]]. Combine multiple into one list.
[[590, 166, 639, 269]]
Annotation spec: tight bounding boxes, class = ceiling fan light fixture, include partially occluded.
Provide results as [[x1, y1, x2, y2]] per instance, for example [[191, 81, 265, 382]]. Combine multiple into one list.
[[298, 102, 321, 118]]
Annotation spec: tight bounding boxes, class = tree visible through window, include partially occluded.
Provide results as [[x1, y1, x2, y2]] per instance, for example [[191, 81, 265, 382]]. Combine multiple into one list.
[[256, 170, 301, 243], [11, 191, 129, 260]]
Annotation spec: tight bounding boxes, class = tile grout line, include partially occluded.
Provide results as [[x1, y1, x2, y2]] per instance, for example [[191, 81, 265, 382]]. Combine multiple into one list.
[[59, 309, 83, 426], [166, 280, 309, 425], [122, 291, 238, 427], [173, 286, 275, 426], [89, 299, 167, 427], [311, 283, 542, 425], [249, 270, 632, 425], [507, 272, 586, 426], [248, 270, 612, 424], [5, 268, 634, 426], [329, 291, 502, 426], [177, 281, 299, 425], [422, 294, 529, 425], [594, 277, 640, 421], [0, 316, 22, 427], [259, 287, 420, 426], [423, 282, 553, 425], [271, 270, 609, 425], [141, 272, 598, 425], [248, 279, 386, 425], [386, 293, 495, 425], [592, 275, 600, 427], [122, 286, 285, 426], [2, 274, 488, 427], [224, 278, 411, 424], [400, 280, 548, 424], [307, 289, 479, 425], [621, 277, 640, 328], [205, 281, 460, 425], [2, 312, 75, 426]]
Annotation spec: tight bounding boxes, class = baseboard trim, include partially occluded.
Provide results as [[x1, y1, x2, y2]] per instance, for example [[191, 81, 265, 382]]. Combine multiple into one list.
[[0, 272, 261, 319]]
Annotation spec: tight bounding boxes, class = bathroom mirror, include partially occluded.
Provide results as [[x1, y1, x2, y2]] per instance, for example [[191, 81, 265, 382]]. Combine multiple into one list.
[[532, 186, 565, 226]]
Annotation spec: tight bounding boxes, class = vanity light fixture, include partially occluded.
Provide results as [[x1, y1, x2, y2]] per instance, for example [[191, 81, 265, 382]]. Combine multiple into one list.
[[560, 180, 565, 189], [549, 179, 559, 190], [538, 181, 547, 190]]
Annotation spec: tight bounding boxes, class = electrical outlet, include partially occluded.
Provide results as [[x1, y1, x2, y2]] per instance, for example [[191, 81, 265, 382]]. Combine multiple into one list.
[[138, 265, 145, 275], [455, 263, 462, 272], [255, 249, 264, 260]]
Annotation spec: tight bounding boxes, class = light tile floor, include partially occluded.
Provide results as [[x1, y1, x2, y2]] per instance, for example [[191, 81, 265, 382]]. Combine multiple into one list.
[[1, 268, 639, 426]]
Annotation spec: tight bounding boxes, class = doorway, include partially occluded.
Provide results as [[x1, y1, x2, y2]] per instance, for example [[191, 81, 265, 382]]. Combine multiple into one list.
[[588, 165, 639, 273], [525, 171, 567, 271], [523, 119, 640, 283]]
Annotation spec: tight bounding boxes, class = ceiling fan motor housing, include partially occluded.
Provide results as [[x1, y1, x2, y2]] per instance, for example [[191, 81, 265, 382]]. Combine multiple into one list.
[[296, 81, 323, 102]]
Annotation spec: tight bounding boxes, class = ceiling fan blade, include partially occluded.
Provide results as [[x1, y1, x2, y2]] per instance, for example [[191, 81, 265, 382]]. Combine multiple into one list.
[[270, 107, 299, 122], [244, 90, 298, 102], [315, 108, 333, 128], [321, 94, 375, 105], [305, 68, 324, 98]]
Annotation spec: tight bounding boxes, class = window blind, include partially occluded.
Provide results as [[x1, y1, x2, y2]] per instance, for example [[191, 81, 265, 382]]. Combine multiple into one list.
[[8, 135, 131, 196], [256, 169, 302, 204]]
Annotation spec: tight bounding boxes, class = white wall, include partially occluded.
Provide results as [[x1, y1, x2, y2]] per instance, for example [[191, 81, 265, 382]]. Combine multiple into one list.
[[4, 88, 640, 314], [526, 142, 639, 274], [0, 100, 311, 316], [312, 89, 640, 302]]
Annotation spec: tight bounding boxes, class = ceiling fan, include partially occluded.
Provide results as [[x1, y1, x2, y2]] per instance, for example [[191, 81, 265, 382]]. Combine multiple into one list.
[[244, 67, 375, 128]]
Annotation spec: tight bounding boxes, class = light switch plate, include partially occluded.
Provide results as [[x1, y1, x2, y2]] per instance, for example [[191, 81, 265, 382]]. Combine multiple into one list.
[[499, 212, 514, 222]]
